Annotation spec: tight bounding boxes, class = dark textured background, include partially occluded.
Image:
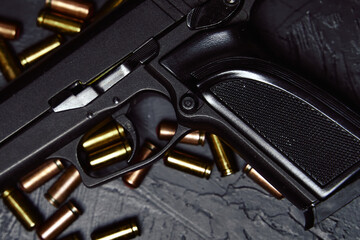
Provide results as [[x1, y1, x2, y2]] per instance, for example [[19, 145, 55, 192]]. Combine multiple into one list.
[[0, 0, 359, 239]]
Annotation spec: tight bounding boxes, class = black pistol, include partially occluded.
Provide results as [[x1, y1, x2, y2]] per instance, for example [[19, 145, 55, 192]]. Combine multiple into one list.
[[0, 0, 359, 230]]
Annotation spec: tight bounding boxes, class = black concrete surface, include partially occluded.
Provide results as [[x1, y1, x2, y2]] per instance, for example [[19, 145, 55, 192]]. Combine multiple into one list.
[[0, 1, 359, 239]]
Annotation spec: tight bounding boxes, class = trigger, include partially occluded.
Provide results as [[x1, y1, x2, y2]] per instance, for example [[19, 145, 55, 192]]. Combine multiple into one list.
[[112, 110, 138, 163], [118, 123, 193, 174]]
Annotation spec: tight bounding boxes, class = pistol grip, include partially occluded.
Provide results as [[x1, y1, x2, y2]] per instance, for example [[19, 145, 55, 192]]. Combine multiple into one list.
[[197, 57, 360, 196]]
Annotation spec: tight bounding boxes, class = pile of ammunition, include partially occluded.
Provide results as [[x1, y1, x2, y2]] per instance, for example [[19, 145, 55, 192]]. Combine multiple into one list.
[[81, 118, 133, 170], [157, 120, 283, 199], [2, 142, 140, 240], [1, 0, 284, 238], [80, 118, 155, 191], [1, 118, 145, 239], [38, 0, 94, 35], [0, 0, 125, 83], [1, 158, 82, 239], [2, 116, 283, 239], [20, 0, 94, 69], [157, 121, 236, 179]]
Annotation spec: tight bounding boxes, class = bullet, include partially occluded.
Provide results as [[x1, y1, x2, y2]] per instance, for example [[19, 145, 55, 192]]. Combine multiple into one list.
[[37, 201, 81, 240], [0, 38, 22, 81], [0, 19, 20, 40], [37, 10, 83, 34], [91, 218, 140, 240], [2, 188, 42, 230], [164, 150, 212, 179], [18, 34, 64, 68], [157, 121, 205, 145], [46, 0, 94, 20], [82, 121, 126, 153], [243, 164, 283, 200], [89, 141, 132, 169], [208, 134, 235, 177], [45, 165, 82, 207], [19, 158, 65, 193], [122, 141, 156, 188]]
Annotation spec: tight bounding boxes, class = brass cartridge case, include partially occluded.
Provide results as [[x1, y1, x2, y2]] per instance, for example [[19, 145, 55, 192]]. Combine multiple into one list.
[[89, 141, 132, 169], [19, 158, 64, 193], [37, 10, 83, 34], [82, 121, 126, 153], [37, 201, 81, 240], [122, 141, 156, 188], [45, 165, 82, 207], [164, 150, 212, 179], [2, 188, 42, 230], [243, 164, 283, 200], [208, 134, 235, 177], [0, 20, 20, 40], [157, 121, 205, 145], [18, 34, 64, 68], [0, 38, 22, 81], [91, 218, 140, 240], [46, 0, 94, 20]]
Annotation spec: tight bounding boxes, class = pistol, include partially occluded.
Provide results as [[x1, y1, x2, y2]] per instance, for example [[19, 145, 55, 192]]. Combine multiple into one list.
[[0, 0, 359, 230]]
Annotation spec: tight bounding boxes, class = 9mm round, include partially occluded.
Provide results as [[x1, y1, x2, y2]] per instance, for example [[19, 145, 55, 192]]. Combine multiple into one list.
[[157, 121, 206, 145], [0, 38, 22, 81], [19, 158, 65, 193], [37, 201, 81, 240], [81, 121, 127, 153], [37, 10, 84, 34], [88, 141, 132, 169], [45, 165, 82, 207], [0, 19, 20, 40], [46, 0, 94, 20], [164, 150, 213, 179], [18, 34, 65, 68], [122, 141, 157, 188], [1, 188, 42, 231], [208, 134, 236, 177], [91, 218, 140, 240]]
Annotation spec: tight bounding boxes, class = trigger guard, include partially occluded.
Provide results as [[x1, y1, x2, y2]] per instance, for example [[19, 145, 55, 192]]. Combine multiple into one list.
[[112, 113, 138, 164], [67, 124, 192, 187], [119, 123, 193, 173]]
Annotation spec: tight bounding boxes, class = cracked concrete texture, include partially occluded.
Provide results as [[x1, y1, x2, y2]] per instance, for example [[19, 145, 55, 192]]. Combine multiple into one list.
[[251, 0, 360, 110], [1, 0, 360, 239]]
